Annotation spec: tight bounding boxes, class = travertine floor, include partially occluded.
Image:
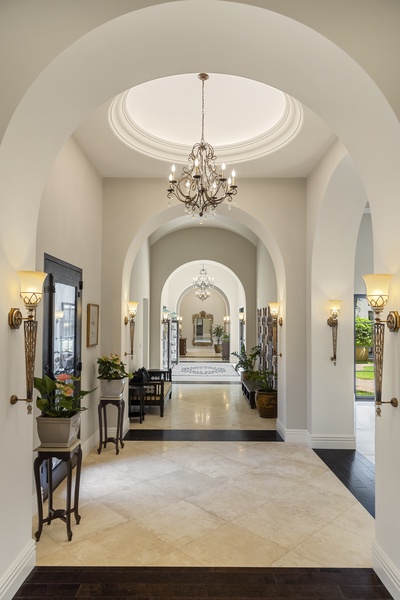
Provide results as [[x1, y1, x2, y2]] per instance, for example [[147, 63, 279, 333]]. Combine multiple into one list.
[[34, 383, 374, 568]]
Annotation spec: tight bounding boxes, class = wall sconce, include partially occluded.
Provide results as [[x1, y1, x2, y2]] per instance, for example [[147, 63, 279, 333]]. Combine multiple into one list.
[[327, 299, 342, 365], [363, 274, 399, 416], [162, 308, 170, 324], [8, 270, 47, 414], [124, 301, 139, 357], [238, 312, 245, 325], [223, 315, 231, 325], [269, 302, 283, 326]]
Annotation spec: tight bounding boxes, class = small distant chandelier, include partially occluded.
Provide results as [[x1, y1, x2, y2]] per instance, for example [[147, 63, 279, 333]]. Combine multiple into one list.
[[167, 73, 238, 218], [193, 264, 214, 301]]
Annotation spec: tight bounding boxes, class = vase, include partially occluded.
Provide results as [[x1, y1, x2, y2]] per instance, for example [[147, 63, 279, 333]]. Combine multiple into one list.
[[100, 378, 126, 398], [36, 413, 81, 448], [255, 390, 277, 418]]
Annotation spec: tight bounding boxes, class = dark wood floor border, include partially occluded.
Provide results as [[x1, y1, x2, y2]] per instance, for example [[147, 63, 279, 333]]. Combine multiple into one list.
[[124, 429, 283, 442], [13, 566, 393, 599], [314, 449, 375, 517]]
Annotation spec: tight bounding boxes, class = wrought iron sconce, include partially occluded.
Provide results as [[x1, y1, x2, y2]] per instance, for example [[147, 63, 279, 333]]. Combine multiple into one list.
[[162, 308, 170, 324], [363, 274, 399, 416], [327, 300, 342, 365], [268, 302, 282, 359], [124, 301, 139, 357], [223, 315, 230, 332], [8, 270, 47, 414]]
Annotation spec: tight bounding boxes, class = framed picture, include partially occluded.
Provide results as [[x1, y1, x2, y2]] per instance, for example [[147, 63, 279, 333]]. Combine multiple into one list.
[[87, 303, 99, 347]]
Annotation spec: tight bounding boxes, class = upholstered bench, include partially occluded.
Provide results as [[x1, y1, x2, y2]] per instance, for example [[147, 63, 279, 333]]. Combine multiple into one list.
[[129, 369, 172, 418]]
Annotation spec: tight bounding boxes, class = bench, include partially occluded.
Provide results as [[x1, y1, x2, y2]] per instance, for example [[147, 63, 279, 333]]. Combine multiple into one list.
[[241, 378, 258, 409], [129, 369, 172, 418]]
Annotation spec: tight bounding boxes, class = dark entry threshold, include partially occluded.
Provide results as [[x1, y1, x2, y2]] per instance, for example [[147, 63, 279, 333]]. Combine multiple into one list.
[[124, 429, 283, 442], [14, 566, 393, 600], [314, 449, 375, 517]]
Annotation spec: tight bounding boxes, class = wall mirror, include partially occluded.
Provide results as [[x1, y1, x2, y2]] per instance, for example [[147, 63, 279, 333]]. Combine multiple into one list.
[[192, 311, 213, 346]]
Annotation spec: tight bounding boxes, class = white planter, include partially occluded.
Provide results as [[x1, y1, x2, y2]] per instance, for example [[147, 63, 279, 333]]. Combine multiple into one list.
[[100, 378, 126, 398], [36, 413, 81, 448]]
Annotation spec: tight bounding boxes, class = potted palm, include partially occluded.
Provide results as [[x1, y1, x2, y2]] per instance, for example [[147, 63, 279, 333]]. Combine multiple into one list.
[[212, 324, 224, 353], [97, 352, 131, 397], [231, 344, 261, 379], [35, 374, 95, 447], [247, 369, 277, 418]]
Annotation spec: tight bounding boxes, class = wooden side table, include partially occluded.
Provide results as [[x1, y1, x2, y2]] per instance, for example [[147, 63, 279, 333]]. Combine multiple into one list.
[[97, 394, 125, 455], [33, 441, 82, 542]]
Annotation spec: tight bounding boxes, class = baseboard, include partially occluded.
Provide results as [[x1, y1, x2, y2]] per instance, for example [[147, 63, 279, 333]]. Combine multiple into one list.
[[276, 420, 308, 443], [307, 432, 356, 449], [372, 540, 400, 600], [0, 539, 35, 600]]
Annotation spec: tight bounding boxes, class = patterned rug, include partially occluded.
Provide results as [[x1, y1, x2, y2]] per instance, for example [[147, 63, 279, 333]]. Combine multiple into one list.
[[172, 362, 240, 382]]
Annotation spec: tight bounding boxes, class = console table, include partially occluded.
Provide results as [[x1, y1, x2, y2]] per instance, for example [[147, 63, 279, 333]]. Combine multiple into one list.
[[97, 394, 125, 455], [33, 441, 82, 542]]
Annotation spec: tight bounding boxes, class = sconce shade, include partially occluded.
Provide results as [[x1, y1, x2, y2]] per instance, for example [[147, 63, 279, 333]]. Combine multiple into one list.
[[239, 313, 245, 322], [128, 301, 139, 318], [18, 271, 47, 309], [329, 300, 342, 318], [362, 274, 392, 310], [269, 302, 280, 317]]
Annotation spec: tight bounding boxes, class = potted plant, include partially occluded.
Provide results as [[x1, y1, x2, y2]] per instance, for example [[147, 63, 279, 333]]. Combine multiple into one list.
[[355, 317, 373, 361], [231, 344, 261, 379], [221, 333, 230, 360], [97, 352, 132, 397], [35, 374, 95, 447], [247, 369, 277, 418], [212, 324, 224, 353]]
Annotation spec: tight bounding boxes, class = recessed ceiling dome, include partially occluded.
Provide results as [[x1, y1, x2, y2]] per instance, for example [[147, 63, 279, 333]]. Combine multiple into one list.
[[110, 73, 302, 164]]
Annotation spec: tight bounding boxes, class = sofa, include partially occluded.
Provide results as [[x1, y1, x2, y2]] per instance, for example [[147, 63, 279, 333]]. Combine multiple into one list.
[[129, 368, 172, 418]]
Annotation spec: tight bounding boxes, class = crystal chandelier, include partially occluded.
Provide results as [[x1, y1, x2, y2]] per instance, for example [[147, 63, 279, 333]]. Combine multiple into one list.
[[193, 264, 214, 301], [167, 73, 238, 218]]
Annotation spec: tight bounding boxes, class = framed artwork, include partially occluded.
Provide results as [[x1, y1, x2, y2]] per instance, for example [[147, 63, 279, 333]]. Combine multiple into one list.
[[87, 303, 99, 347]]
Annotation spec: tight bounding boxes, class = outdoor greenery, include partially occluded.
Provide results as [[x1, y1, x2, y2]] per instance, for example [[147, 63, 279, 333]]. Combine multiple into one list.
[[356, 365, 375, 380], [34, 374, 94, 418], [231, 344, 261, 372], [355, 316, 373, 347]]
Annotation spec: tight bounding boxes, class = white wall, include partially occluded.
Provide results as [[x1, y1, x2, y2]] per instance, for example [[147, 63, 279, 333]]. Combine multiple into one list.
[[36, 136, 103, 446], [354, 211, 374, 293], [129, 239, 151, 369]]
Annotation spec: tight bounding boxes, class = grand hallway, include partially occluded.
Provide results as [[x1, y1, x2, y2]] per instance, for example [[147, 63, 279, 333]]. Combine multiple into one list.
[[34, 383, 374, 569]]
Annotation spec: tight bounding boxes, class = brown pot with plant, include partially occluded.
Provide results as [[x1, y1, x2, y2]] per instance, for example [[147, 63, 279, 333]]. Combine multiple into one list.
[[247, 369, 277, 418]]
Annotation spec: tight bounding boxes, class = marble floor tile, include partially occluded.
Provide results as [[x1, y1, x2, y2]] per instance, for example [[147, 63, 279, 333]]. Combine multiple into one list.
[[34, 381, 375, 569]]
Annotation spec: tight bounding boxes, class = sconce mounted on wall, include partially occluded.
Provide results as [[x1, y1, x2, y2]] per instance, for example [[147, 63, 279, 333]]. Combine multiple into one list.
[[238, 312, 245, 325], [269, 302, 283, 327], [327, 300, 342, 366], [363, 274, 399, 416], [8, 270, 47, 414], [124, 301, 139, 357], [162, 308, 170, 324], [268, 302, 282, 360]]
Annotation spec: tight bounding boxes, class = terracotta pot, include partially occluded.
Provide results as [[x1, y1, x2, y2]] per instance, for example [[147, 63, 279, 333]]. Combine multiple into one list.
[[255, 390, 277, 418], [36, 413, 81, 448], [100, 378, 126, 397]]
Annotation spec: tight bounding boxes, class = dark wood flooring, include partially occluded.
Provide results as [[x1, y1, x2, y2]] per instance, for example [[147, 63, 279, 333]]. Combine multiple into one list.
[[13, 566, 393, 599], [314, 449, 375, 517], [124, 429, 283, 442]]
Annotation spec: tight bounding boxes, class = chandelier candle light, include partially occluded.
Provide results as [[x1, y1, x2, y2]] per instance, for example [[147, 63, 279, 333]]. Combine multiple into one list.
[[193, 264, 214, 301], [167, 73, 238, 218]]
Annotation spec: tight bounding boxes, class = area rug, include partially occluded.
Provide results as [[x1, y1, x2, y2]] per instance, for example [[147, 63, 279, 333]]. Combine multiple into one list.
[[172, 362, 240, 382]]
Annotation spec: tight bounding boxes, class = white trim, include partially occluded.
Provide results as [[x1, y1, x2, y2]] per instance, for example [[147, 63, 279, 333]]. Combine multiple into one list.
[[372, 540, 400, 600], [307, 433, 356, 449], [276, 419, 308, 443], [0, 540, 35, 600]]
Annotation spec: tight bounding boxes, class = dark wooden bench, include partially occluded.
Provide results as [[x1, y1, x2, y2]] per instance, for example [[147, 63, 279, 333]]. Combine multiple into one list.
[[241, 378, 258, 409], [129, 369, 172, 418]]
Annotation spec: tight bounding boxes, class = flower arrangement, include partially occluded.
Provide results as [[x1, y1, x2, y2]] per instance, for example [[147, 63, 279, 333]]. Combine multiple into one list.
[[97, 352, 131, 381], [34, 374, 94, 418]]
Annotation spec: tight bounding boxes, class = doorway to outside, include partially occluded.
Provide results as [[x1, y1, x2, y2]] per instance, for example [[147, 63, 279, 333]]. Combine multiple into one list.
[[354, 294, 375, 464]]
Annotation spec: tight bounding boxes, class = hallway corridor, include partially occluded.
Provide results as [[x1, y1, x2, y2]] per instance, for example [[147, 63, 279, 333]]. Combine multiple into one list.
[[33, 383, 374, 569]]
